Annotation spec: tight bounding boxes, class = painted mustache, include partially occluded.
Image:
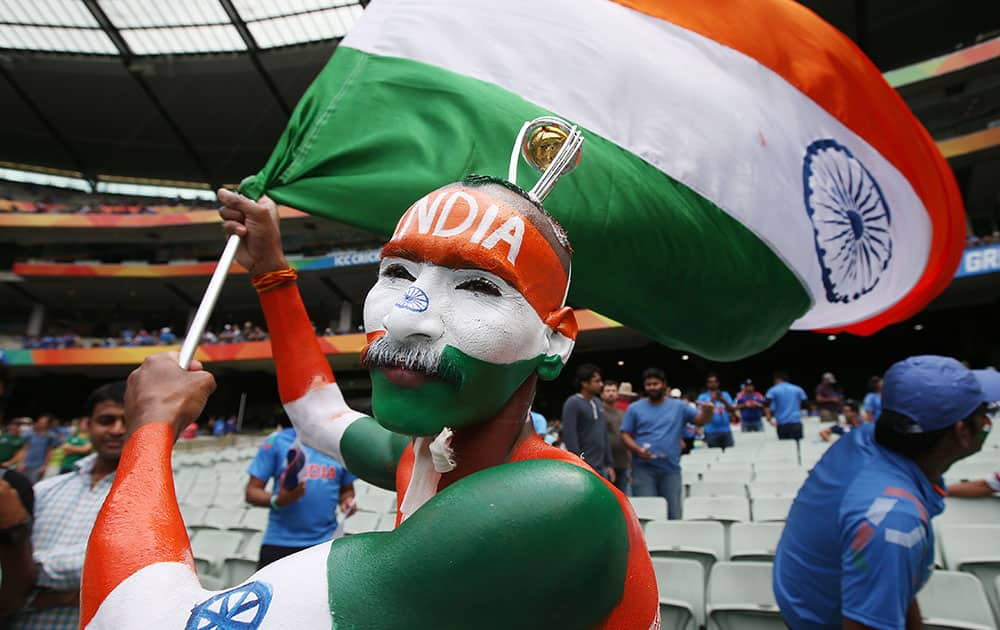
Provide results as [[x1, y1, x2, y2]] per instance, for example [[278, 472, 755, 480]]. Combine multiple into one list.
[[363, 336, 463, 386]]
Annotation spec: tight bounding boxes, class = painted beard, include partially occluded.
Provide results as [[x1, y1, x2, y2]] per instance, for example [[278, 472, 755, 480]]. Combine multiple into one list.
[[362, 332, 543, 437]]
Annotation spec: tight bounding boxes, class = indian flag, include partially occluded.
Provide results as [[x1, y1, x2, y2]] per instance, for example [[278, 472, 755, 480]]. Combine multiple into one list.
[[241, 0, 965, 361]]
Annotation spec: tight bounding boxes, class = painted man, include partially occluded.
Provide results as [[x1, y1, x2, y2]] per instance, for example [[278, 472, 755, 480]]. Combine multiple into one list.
[[81, 179, 658, 629]]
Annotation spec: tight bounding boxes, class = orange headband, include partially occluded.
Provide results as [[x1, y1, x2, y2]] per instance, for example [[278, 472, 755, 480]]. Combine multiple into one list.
[[382, 187, 570, 320]]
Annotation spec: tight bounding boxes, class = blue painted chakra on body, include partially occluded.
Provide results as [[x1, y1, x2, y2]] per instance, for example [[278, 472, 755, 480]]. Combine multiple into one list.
[[185, 582, 272, 630], [803, 139, 893, 304], [395, 286, 429, 312]]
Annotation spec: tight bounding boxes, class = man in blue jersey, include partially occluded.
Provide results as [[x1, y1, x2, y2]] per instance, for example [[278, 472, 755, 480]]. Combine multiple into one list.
[[697, 374, 735, 449], [621, 368, 713, 519], [862, 376, 883, 423], [735, 379, 766, 432], [774, 356, 1000, 629], [245, 427, 357, 568], [765, 371, 808, 440]]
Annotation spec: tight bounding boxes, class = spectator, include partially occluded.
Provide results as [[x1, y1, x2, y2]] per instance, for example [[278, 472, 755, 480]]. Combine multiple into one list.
[[529, 410, 548, 436], [735, 379, 766, 432], [766, 371, 808, 441], [11, 381, 126, 628], [614, 382, 638, 412], [815, 372, 843, 423], [15, 415, 61, 484], [947, 472, 1000, 497], [58, 421, 92, 475], [697, 374, 735, 450], [862, 375, 883, 423], [621, 368, 713, 519], [561, 364, 615, 482], [600, 381, 630, 494], [0, 419, 26, 467], [245, 427, 357, 569], [819, 399, 863, 442], [212, 416, 226, 438], [0, 468, 34, 624], [774, 356, 999, 628], [158, 327, 176, 345]]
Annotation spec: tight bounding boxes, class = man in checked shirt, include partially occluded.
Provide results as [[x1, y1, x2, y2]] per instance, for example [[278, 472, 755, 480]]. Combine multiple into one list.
[[11, 381, 126, 629]]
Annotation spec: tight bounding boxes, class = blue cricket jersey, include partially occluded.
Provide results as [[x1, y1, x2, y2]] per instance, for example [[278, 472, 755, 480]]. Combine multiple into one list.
[[247, 428, 357, 547], [773, 424, 944, 629]]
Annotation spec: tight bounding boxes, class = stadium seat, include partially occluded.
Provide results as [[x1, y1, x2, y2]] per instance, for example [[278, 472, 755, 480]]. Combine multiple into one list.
[[709, 461, 754, 472], [644, 520, 725, 577], [729, 523, 784, 562], [343, 512, 380, 535], [700, 470, 753, 484], [356, 492, 397, 514], [179, 504, 206, 528], [751, 497, 793, 522], [239, 508, 270, 532], [688, 481, 747, 499], [681, 461, 712, 479], [753, 461, 802, 472], [375, 513, 397, 532], [651, 558, 705, 630], [183, 484, 217, 507], [191, 507, 245, 530], [916, 570, 995, 630], [684, 497, 750, 524], [938, 524, 1000, 623], [706, 561, 784, 630], [753, 469, 808, 484], [748, 480, 801, 499], [935, 497, 1000, 526], [192, 530, 242, 578], [629, 496, 669, 522]]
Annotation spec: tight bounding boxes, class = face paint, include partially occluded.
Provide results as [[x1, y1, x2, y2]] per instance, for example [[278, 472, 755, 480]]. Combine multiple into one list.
[[363, 258, 560, 435], [362, 186, 575, 436]]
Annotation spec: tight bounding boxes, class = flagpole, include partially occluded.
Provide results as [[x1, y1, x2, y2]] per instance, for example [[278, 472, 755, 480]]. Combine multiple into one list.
[[178, 233, 241, 369]]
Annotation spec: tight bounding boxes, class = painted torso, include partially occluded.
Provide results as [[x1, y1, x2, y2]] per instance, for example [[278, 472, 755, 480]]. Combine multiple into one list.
[[394, 434, 659, 629]]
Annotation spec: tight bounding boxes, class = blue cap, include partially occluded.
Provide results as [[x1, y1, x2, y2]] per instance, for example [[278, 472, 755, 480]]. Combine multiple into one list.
[[882, 356, 1000, 432]]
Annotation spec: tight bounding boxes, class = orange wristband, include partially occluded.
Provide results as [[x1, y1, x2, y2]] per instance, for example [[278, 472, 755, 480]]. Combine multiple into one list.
[[252, 268, 298, 293]]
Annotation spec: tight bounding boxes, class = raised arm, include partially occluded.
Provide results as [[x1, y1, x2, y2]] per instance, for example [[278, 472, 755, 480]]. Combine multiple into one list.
[[82, 352, 215, 627], [219, 189, 408, 489]]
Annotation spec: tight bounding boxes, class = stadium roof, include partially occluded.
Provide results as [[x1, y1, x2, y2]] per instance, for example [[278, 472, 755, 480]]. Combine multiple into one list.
[[0, 1, 364, 55], [0, 0, 995, 186]]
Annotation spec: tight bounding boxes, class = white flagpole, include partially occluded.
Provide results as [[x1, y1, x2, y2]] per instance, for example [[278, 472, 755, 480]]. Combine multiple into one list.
[[178, 233, 241, 369]]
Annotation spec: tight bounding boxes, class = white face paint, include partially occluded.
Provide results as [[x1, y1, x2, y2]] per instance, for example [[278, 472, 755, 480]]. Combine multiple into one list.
[[363, 256, 551, 365]]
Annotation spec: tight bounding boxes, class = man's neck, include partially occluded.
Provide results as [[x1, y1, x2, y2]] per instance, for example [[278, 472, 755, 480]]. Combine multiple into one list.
[[578, 390, 593, 400], [914, 453, 952, 487], [439, 376, 537, 491], [602, 400, 614, 409], [90, 457, 118, 486]]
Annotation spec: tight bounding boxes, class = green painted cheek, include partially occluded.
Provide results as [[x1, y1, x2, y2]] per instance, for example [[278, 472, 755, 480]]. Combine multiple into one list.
[[371, 346, 544, 436]]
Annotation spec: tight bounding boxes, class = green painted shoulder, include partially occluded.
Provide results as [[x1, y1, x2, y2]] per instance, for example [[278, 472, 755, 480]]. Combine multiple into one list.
[[328, 459, 629, 630]]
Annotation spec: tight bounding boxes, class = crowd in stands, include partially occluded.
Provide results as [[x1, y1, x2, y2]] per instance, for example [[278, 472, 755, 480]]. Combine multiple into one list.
[[17, 322, 270, 350], [11, 321, 364, 351], [966, 230, 1000, 247], [550, 364, 884, 509], [0, 180, 215, 215]]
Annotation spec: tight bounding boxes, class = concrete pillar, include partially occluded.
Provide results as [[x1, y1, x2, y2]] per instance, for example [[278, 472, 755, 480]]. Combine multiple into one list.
[[336, 301, 352, 334], [26, 303, 44, 337]]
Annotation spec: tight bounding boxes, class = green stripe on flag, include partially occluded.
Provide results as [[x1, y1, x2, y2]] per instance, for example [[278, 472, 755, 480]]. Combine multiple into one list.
[[242, 47, 811, 360]]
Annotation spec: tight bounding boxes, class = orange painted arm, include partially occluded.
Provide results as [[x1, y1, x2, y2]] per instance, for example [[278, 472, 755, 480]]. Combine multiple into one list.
[[81, 423, 192, 627], [258, 282, 335, 403]]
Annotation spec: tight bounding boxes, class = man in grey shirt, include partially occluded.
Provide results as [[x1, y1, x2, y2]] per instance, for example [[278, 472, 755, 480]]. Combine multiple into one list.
[[561, 364, 615, 483]]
